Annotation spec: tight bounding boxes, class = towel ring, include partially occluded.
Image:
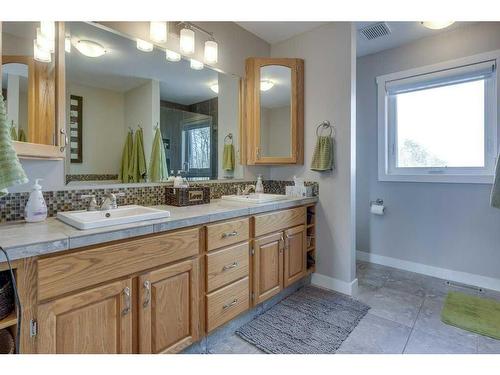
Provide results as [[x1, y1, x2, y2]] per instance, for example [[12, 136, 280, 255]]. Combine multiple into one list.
[[316, 120, 334, 137], [224, 133, 233, 145]]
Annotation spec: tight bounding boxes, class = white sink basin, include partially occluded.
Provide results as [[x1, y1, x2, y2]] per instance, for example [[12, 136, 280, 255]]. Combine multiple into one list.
[[221, 193, 288, 204], [57, 205, 170, 230]]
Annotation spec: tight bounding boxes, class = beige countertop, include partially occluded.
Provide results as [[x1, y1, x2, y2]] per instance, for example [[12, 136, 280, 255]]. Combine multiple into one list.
[[0, 196, 318, 262]]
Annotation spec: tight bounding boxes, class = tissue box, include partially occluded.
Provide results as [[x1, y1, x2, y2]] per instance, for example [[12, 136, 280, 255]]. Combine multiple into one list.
[[286, 185, 313, 198], [165, 186, 210, 206]]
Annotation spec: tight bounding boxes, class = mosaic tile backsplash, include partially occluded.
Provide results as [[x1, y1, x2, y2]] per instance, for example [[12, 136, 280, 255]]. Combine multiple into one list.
[[0, 180, 318, 223]]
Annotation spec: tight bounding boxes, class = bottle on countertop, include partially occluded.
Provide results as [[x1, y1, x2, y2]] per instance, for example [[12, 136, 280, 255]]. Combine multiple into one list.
[[255, 174, 264, 193], [167, 170, 175, 182], [24, 178, 48, 222], [173, 170, 184, 188]]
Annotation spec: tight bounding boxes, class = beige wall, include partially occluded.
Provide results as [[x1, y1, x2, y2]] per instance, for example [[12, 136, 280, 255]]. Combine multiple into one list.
[[270, 23, 358, 293]]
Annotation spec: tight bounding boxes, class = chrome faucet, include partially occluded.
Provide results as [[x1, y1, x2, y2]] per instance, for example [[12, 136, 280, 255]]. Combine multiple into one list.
[[241, 185, 256, 195], [100, 192, 125, 210]]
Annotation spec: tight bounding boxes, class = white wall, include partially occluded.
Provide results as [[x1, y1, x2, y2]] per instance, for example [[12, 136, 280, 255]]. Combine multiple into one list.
[[269, 23, 358, 293], [66, 83, 125, 175], [357, 22, 500, 281]]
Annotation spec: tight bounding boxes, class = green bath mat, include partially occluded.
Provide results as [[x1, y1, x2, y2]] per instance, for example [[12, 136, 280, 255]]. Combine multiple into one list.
[[441, 291, 500, 340]]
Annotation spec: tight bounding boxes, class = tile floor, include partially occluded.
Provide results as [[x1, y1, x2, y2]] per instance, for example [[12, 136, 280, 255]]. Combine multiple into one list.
[[189, 261, 500, 354]]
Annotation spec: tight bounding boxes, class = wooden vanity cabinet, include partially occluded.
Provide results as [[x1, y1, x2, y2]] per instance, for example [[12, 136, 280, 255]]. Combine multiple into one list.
[[283, 225, 307, 288]]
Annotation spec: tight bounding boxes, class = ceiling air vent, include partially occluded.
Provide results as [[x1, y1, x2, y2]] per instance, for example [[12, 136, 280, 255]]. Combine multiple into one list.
[[359, 22, 391, 40]]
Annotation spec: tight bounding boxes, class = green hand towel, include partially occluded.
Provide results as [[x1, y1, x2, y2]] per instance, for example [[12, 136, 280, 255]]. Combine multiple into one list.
[[223, 144, 235, 171], [311, 135, 333, 171], [149, 128, 168, 182], [120, 131, 133, 183], [10, 124, 18, 141], [491, 153, 500, 209], [18, 129, 27, 142], [130, 127, 147, 182], [0, 94, 28, 196]]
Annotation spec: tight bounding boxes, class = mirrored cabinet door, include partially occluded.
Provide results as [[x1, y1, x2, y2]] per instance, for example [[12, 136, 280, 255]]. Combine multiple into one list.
[[244, 57, 303, 165]]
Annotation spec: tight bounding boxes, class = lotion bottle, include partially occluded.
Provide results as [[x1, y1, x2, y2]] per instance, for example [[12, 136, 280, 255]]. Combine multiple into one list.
[[24, 179, 48, 222], [255, 175, 264, 193]]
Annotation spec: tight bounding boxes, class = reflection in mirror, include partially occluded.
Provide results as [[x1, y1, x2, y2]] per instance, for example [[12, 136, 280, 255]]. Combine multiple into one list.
[[1, 22, 57, 145], [259, 65, 292, 158], [64, 22, 241, 185]]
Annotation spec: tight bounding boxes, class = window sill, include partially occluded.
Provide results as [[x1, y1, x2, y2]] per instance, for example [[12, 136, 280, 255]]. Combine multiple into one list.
[[378, 173, 494, 184]]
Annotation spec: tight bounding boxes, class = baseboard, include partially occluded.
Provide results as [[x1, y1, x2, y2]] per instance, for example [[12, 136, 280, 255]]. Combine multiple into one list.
[[311, 273, 358, 296], [357, 250, 500, 292]]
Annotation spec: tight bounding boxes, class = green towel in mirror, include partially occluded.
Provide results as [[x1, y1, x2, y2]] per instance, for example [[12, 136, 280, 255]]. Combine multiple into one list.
[[18, 129, 27, 142], [149, 127, 168, 182], [0, 94, 28, 196], [130, 127, 147, 182], [491, 153, 500, 209], [311, 136, 333, 171], [120, 131, 133, 183], [223, 144, 235, 171]]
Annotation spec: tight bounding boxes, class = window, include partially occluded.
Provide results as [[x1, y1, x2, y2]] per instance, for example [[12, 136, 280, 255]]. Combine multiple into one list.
[[377, 52, 499, 183], [182, 120, 212, 178]]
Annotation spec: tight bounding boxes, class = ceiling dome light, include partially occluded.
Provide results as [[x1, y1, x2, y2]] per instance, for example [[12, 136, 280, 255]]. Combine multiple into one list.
[[210, 83, 219, 94], [421, 21, 455, 30], [260, 80, 274, 91], [150, 21, 168, 43], [165, 49, 181, 62], [75, 40, 106, 58], [180, 27, 195, 55], [65, 36, 71, 53], [33, 39, 51, 63], [190, 59, 204, 70], [36, 27, 54, 53], [204, 40, 218, 64], [136, 39, 153, 52]]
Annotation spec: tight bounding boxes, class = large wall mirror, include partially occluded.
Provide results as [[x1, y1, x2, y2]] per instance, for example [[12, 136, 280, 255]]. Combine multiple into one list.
[[63, 22, 242, 185], [1, 22, 61, 153]]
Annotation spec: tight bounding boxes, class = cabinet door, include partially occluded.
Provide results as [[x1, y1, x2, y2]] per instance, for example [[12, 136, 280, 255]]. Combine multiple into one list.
[[37, 278, 133, 354], [253, 232, 284, 305], [284, 225, 306, 288], [138, 258, 199, 354]]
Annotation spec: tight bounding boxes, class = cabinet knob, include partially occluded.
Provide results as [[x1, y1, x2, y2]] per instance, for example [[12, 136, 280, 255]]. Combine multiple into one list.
[[122, 287, 131, 316], [143, 280, 151, 308]]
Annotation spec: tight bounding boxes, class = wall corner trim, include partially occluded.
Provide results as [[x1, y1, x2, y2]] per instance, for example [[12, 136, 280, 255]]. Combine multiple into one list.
[[311, 273, 358, 296], [357, 250, 500, 292]]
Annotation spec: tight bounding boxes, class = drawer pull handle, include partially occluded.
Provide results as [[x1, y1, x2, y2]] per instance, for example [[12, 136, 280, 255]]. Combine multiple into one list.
[[122, 287, 131, 316], [143, 280, 151, 308], [222, 262, 239, 271], [221, 230, 238, 239], [223, 299, 238, 310]]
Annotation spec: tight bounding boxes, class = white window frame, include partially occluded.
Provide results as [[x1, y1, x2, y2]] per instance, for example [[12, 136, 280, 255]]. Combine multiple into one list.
[[377, 50, 500, 184]]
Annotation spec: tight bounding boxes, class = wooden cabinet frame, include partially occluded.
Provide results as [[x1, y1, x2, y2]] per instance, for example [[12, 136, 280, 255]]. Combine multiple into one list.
[[244, 57, 304, 165]]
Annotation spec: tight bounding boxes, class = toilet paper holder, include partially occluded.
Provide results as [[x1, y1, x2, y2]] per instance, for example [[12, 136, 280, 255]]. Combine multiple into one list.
[[369, 198, 384, 206]]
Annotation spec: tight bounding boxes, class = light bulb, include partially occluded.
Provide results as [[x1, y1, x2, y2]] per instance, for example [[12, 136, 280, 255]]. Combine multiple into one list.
[[36, 27, 54, 53], [165, 49, 181, 62], [204, 40, 218, 64], [65, 36, 71, 53], [75, 40, 106, 58], [260, 80, 274, 91], [421, 21, 455, 30], [136, 39, 153, 52], [180, 27, 195, 55], [34, 39, 51, 63], [40, 21, 55, 40], [190, 59, 204, 70], [150, 21, 167, 43]]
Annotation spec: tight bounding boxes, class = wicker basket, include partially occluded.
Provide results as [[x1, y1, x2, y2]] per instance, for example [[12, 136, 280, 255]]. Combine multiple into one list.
[[0, 272, 14, 321], [0, 329, 15, 354], [165, 186, 210, 206]]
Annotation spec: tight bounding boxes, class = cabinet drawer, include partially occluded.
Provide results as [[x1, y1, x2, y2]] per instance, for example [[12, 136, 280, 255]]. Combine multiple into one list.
[[254, 207, 306, 237], [206, 242, 249, 293], [38, 227, 201, 301], [206, 218, 249, 251], [206, 277, 249, 332]]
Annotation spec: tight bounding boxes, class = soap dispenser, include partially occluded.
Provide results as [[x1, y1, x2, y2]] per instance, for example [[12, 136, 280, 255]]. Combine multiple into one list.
[[255, 174, 264, 193], [24, 178, 48, 222]]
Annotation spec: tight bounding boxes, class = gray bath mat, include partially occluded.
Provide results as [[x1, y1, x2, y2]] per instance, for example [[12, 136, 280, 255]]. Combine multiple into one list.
[[236, 285, 370, 354]]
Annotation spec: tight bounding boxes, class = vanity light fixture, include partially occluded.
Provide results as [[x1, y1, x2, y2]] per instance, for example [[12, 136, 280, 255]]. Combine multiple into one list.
[[75, 40, 106, 58], [136, 39, 154, 52], [33, 39, 51, 63], [65, 36, 71, 53], [190, 59, 204, 70], [36, 27, 54, 53], [260, 80, 274, 91], [165, 49, 181, 62], [204, 39, 218, 64], [180, 27, 195, 55], [40, 21, 55, 41], [421, 21, 455, 30], [210, 83, 219, 94], [150, 21, 168, 43]]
